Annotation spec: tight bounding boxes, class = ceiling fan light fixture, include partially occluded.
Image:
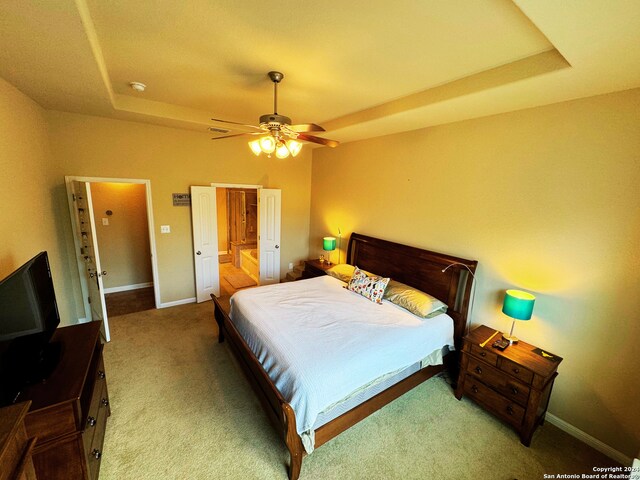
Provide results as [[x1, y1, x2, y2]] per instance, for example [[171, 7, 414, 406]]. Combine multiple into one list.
[[287, 140, 302, 157], [248, 139, 262, 156], [275, 141, 290, 159], [259, 136, 276, 154]]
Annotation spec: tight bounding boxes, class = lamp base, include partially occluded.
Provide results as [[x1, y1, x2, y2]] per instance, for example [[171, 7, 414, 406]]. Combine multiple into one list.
[[502, 334, 519, 345]]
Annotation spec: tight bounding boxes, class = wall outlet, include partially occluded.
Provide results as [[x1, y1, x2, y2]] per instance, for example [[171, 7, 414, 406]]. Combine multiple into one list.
[[101, 218, 109, 226], [288, 262, 293, 270], [160, 225, 171, 234]]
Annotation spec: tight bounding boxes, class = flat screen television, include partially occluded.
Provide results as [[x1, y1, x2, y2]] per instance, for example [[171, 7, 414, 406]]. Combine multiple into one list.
[[0, 251, 61, 405]]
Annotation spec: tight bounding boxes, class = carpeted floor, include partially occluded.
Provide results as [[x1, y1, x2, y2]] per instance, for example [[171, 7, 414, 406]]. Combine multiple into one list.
[[100, 301, 619, 480]]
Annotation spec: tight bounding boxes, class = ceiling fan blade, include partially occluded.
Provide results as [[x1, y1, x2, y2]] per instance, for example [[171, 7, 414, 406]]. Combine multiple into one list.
[[296, 133, 339, 148], [210, 118, 264, 131], [288, 123, 325, 133], [210, 133, 257, 141]]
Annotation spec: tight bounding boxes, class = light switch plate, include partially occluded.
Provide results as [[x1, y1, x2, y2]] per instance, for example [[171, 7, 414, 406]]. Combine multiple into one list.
[[160, 225, 171, 233], [102, 218, 109, 226]]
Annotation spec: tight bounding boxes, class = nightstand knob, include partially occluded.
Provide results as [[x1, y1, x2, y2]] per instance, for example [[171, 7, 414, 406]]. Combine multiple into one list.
[[511, 386, 519, 395], [475, 366, 482, 374], [87, 416, 97, 427], [101, 398, 109, 407], [472, 385, 479, 394], [92, 449, 102, 460], [513, 368, 520, 374], [98, 370, 106, 379], [507, 406, 515, 415], [480, 352, 486, 357]]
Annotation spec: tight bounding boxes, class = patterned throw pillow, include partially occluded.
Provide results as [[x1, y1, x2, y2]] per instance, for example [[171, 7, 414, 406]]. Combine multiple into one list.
[[347, 266, 390, 304]]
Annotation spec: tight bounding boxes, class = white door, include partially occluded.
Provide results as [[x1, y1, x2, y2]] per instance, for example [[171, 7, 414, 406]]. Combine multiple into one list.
[[258, 189, 281, 285], [69, 181, 111, 341], [191, 186, 220, 301]]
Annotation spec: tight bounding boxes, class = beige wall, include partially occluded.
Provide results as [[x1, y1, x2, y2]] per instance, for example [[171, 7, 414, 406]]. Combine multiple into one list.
[[0, 78, 76, 323], [46, 111, 312, 305], [310, 88, 640, 458], [90, 182, 153, 289]]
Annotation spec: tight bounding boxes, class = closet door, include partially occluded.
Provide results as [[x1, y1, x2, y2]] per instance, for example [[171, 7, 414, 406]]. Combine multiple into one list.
[[191, 186, 220, 301], [68, 181, 111, 341], [258, 189, 281, 285]]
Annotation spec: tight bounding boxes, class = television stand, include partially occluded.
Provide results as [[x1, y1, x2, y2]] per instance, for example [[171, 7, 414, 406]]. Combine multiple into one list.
[[17, 322, 110, 480], [22, 340, 62, 385]]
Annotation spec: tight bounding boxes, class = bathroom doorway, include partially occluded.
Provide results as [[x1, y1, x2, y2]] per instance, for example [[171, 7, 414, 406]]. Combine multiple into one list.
[[216, 187, 259, 296]]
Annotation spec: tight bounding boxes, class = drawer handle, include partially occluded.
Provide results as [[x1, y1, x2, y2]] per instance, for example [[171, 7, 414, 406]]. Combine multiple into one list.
[[472, 385, 479, 394], [98, 370, 106, 379], [101, 398, 110, 407], [475, 366, 482, 374], [507, 406, 515, 416], [92, 449, 102, 460], [510, 386, 519, 395], [87, 416, 97, 427], [480, 352, 486, 357], [513, 368, 520, 374]]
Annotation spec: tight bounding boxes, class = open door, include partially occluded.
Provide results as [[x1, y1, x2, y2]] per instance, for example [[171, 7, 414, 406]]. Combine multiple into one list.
[[68, 181, 111, 341], [258, 188, 281, 285], [191, 186, 220, 301]]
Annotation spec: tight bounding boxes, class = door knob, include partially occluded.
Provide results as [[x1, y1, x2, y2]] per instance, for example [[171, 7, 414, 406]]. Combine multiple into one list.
[[275, 245, 279, 249], [196, 251, 202, 255], [102, 271, 107, 275]]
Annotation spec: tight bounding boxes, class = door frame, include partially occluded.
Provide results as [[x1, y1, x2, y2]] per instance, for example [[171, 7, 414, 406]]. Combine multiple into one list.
[[65, 176, 161, 319]]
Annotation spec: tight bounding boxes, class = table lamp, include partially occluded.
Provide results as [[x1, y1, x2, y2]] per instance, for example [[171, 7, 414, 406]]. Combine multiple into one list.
[[323, 237, 337, 265], [502, 289, 535, 344]]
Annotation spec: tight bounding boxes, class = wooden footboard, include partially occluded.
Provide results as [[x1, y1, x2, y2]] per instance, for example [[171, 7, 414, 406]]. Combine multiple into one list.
[[211, 294, 304, 479], [212, 294, 447, 480]]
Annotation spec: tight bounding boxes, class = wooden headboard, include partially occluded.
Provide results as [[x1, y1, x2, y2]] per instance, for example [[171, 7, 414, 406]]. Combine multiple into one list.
[[346, 233, 478, 348]]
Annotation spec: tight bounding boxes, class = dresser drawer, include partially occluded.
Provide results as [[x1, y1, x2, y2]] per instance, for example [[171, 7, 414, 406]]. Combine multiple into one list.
[[83, 378, 105, 453], [499, 357, 534, 385], [469, 344, 498, 366], [87, 398, 108, 480], [465, 357, 531, 407], [464, 374, 525, 428]]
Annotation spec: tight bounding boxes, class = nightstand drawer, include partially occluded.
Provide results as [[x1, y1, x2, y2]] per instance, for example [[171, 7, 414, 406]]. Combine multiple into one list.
[[466, 357, 530, 407], [469, 344, 498, 366], [464, 375, 525, 428], [499, 358, 534, 385]]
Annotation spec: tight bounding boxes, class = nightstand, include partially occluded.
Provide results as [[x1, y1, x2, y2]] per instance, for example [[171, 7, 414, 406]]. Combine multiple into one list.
[[301, 259, 334, 279], [455, 325, 562, 446]]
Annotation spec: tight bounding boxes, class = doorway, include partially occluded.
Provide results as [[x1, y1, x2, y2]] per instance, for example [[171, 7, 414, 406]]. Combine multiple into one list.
[[65, 176, 160, 341], [217, 187, 258, 296], [191, 184, 281, 302]]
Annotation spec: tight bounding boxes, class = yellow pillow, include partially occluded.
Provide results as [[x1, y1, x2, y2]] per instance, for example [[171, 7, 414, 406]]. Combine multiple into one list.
[[326, 264, 356, 283], [383, 280, 447, 318]]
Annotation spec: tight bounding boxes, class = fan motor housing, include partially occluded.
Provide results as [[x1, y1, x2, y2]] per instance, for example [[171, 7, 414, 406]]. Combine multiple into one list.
[[259, 114, 291, 126]]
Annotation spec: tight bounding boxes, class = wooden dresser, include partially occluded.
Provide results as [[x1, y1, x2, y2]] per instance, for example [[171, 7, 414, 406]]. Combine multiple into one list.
[[17, 322, 110, 480], [0, 401, 37, 480], [455, 325, 562, 446]]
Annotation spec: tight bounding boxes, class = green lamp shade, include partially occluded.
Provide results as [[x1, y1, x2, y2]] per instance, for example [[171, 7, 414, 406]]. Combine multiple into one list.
[[323, 237, 337, 251], [502, 289, 535, 320]]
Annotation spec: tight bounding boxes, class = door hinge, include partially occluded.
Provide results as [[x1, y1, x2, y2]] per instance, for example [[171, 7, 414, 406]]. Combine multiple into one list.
[[72, 193, 76, 201], [88, 296, 91, 304]]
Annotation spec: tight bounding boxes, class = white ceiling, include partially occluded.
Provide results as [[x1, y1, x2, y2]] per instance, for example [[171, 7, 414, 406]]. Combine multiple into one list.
[[1, 0, 639, 144]]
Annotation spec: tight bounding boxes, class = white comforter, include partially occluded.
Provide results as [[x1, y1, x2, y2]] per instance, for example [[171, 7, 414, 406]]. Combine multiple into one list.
[[229, 275, 454, 452]]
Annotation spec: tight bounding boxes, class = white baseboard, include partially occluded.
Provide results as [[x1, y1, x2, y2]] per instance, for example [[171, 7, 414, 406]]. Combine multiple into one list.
[[104, 282, 153, 294], [159, 297, 196, 308], [546, 413, 632, 465]]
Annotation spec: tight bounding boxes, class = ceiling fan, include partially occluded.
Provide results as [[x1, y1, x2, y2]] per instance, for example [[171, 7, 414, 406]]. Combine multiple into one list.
[[210, 71, 339, 158]]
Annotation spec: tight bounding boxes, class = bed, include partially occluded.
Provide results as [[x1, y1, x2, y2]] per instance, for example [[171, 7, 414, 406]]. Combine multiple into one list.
[[211, 233, 477, 479]]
